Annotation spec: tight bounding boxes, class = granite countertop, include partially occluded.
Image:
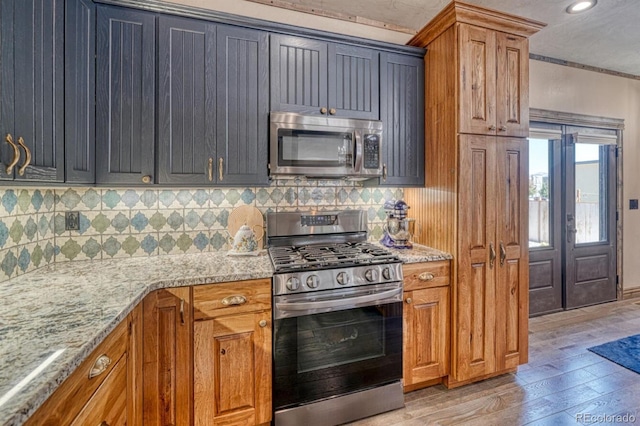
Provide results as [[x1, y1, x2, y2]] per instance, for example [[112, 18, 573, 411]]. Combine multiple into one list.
[[0, 244, 451, 426]]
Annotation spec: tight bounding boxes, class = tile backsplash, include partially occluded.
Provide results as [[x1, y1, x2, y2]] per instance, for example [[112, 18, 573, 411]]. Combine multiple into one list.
[[0, 181, 403, 282]]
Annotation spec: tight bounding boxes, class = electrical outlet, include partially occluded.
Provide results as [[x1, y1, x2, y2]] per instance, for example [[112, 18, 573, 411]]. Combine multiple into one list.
[[65, 211, 80, 231], [630, 199, 639, 210]]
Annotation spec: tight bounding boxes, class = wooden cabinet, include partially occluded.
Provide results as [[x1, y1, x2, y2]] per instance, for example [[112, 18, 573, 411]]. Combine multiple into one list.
[[405, 1, 543, 387], [378, 52, 425, 187], [402, 261, 450, 391], [26, 306, 142, 426], [96, 5, 156, 185], [0, 0, 65, 182], [157, 16, 269, 186], [193, 279, 272, 425], [270, 34, 380, 119], [142, 287, 193, 426], [458, 24, 529, 137]]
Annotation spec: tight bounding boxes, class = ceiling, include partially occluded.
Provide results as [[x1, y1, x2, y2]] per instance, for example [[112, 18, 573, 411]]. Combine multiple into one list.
[[268, 0, 640, 78]]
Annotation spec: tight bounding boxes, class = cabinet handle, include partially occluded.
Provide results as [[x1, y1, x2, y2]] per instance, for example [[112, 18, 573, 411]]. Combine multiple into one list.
[[5, 134, 20, 175], [259, 319, 268, 328], [141, 175, 152, 184], [220, 348, 226, 355], [500, 242, 506, 266], [499, 126, 507, 132], [406, 297, 413, 304], [208, 158, 213, 182], [489, 242, 496, 268], [329, 108, 336, 115], [180, 298, 185, 324], [221, 295, 246, 306], [88, 354, 111, 379], [489, 125, 497, 131], [99, 422, 110, 426], [418, 272, 435, 281], [320, 107, 328, 114], [16, 137, 31, 176], [219, 158, 224, 181], [382, 164, 387, 181]]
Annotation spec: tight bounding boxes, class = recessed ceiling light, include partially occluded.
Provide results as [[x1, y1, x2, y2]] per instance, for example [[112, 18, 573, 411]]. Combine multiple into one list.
[[566, 0, 597, 14]]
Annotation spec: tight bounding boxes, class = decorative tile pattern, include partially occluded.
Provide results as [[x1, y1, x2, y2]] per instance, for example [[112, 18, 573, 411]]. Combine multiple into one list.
[[0, 185, 403, 280]]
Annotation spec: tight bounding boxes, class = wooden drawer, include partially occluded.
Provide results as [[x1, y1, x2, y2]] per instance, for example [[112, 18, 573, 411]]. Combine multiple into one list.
[[193, 278, 271, 320], [403, 260, 450, 291], [26, 318, 129, 426], [71, 354, 128, 426]]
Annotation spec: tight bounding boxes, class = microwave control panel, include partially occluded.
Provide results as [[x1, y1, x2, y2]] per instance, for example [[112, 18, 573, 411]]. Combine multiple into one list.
[[363, 135, 380, 169]]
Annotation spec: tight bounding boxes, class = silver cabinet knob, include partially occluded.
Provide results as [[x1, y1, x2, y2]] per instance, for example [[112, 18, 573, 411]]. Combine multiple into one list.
[[259, 319, 268, 328]]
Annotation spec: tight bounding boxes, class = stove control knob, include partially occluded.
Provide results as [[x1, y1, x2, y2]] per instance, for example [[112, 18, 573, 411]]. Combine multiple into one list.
[[382, 267, 393, 280], [286, 277, 300, 291], [336, 272, 350, 285], [306, 275, 320, 289], [365, 269, 379, 282]]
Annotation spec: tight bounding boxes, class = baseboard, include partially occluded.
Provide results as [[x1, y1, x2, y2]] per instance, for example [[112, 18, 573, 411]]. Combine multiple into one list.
[[623, 288, 640, 300]]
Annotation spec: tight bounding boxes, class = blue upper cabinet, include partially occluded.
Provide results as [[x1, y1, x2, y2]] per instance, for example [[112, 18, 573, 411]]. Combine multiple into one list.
[[215, 25, 269, 186], [66, 0, 96, 184], [157, 17, 269, 186], [96, 5, 156, 185], [378, 52, 425, 187], [0, 0, 65, 182], [157, 15, 217, 185], [270, 34, 379, 119]]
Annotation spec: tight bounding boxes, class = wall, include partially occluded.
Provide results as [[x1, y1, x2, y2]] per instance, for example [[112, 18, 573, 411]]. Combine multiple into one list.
[[529, 59, 640, 291], [0, 182, 402, 282]]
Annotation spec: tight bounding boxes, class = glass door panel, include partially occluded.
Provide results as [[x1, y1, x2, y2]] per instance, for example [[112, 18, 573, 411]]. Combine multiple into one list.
[[574, 143, 608, 244]]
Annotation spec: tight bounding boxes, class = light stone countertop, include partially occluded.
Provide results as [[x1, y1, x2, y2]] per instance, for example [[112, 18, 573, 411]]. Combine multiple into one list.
[[0, 244, 451, 426]]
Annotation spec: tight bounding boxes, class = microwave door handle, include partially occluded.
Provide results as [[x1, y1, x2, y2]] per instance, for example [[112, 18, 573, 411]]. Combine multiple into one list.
[[353, 130, 363, 172], [275, 287, 402, 312]]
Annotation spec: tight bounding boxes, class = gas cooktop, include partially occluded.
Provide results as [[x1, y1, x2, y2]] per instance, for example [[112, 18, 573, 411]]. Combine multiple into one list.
[[268, 241, 399, 273]]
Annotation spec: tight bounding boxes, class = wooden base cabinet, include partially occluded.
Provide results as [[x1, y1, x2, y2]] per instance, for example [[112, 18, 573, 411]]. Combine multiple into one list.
[[26, 306, 142, 426], [142, 287, 193, 426], [402, 261, 450, 391], [193, 279, 272, 426]]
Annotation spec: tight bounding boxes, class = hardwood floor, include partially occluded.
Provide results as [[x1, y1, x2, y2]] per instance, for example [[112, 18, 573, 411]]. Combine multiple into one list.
[[350, 299, 640, 425]]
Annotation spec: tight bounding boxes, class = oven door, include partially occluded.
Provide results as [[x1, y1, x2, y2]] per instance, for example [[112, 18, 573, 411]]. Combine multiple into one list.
[[273, 282, 403, 410]]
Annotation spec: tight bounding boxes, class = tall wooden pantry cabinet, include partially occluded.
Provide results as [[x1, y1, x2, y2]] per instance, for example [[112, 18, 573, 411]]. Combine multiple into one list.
[[404, 1, 544, 387]]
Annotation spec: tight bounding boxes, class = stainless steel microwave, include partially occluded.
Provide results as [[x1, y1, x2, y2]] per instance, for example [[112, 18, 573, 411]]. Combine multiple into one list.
[[269, 112, 383, 180]]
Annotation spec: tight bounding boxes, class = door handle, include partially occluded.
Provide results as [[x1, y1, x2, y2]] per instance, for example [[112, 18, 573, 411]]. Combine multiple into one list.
[[567, 225, 577, 243], [16, 137, 31, 176], [489, 243, 496, 268], [499, 242, 506, 266], [5, 134, 20, 175]]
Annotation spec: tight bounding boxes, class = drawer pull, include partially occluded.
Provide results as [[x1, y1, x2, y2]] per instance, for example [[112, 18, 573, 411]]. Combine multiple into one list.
[[221, 295, 247, 306], [418, 272, 435, 281], [99, 422, 110, 426], [259, 319, 268, 328], [88, 355, 111, 379], [406, 297, 413, 304]]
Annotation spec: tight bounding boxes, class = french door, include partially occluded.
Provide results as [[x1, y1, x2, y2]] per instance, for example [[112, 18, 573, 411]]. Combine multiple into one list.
[[528, 128, 618, 315]]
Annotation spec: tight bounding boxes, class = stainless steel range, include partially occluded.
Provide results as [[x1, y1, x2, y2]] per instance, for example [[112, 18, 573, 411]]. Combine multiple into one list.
[[267, 210, 404, 426]]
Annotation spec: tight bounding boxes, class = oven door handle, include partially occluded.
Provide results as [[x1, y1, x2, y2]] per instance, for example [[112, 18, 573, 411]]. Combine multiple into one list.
[[275, 287, 402, 312]]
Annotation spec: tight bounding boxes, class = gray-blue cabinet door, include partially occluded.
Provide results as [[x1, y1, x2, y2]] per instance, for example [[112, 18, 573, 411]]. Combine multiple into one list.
[[379, 53, 425, 187], [216, 25, 269, 186], [157, 15, 216, 185], [96, 5, 155, 185], [328, 44, 379, 119], [0, 0, 65, 182], [270, 34, 328, 115], [65, 0, 96, 184]]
